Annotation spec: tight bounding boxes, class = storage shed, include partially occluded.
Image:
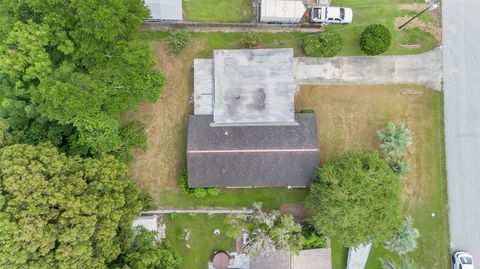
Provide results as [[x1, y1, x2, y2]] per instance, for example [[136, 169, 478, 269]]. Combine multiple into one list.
[[260, 0, 306, 24], [145, 0, 183, 21]]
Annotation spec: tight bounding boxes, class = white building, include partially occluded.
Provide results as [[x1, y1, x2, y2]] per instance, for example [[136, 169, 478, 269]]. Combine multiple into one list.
[[259, 0, 306, 24], [132, 215, 166, 241], [145, 0, 183, 21]]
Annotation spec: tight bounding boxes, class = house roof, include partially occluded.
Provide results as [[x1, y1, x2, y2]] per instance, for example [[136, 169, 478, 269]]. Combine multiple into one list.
[[250, 249, 332, 269], [212, 49, 296, 126], [145, 0, 183, 21], [187, 113, 319, 187], [260, 0, 306, 20]]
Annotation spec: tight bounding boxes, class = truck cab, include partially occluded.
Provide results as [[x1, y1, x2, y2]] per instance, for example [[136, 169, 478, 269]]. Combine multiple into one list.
[[310, 6, 353, 24]]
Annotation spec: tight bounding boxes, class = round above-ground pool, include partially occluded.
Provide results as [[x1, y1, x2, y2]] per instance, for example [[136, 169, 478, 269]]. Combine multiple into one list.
[[212, 250, 230, 269]]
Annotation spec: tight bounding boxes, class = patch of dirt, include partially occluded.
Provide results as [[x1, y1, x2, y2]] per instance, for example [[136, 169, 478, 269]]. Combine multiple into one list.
[[124, 40, 206, 199], [280, 203, 309, 221], [395, 16, 441, 44], [399, 3, 428, 13]]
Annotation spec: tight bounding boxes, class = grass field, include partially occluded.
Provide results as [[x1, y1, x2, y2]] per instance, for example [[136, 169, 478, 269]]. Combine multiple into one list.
[[183, 0, 253, 23], [165, 214, 234, 268], [295, 85, 449, 269]]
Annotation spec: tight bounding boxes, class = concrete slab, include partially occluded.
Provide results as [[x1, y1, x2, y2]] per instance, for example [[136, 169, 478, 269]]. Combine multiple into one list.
[[213, 49, 296, 126], [294, 48, 442, 90], [292, 248, 332, 269]]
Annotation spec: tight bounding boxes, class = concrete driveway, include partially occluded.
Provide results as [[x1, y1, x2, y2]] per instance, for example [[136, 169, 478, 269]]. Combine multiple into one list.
[[294, 48, 442, 90], [443, 0, 480, 260]]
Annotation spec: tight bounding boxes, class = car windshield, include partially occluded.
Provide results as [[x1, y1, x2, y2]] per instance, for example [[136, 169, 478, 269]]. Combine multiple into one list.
[[340, 8, 345, 20], [461, 256, 473, 264]]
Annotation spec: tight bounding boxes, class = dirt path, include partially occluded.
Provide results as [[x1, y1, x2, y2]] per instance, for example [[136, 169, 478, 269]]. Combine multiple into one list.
[[141, 22, 324, 33]]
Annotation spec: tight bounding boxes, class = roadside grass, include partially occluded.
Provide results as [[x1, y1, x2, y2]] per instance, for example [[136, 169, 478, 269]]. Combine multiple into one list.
[[183, 0, 253, 23], [165, 214, 234, 268], [330, 0, 438, 55], [295, 84, 449, 269]]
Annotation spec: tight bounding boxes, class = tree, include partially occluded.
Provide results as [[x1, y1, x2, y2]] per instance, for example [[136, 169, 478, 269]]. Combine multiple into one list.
[[0, 0, 164, 154], [377, 122, 412, 176], [360, 24, 392, 55], [303, 30, 343, 57], [305, 150, 402, 247], [384, 217, 420, 255], [0, 143, 143, 268], [111, 227, 181, 269], [225, 203, 304, 258]]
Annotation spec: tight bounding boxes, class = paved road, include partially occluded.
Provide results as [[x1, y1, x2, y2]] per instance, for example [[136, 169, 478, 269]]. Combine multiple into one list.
[[443, 0, 480, 259], [294, 48, 442, 90]]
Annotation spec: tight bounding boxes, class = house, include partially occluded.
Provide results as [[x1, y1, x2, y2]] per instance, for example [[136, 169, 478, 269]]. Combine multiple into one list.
[[208, 250, 332, 269], [188, 48, 320, 188], [131, 215, 166, 241], [144, 0, 183, 21], [259, 0, 306, 24]]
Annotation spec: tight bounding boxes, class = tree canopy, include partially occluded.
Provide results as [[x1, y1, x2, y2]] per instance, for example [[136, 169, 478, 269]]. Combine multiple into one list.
[[225, 203, 304, 258], [111, 227, 181, 269], [305, 150, 402, 247], [0, 143, 143, 268], [0, 0, 164, 155]]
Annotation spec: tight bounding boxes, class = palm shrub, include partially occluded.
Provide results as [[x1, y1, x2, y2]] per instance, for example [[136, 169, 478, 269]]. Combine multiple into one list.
[[303, 30, 343, 57], [377, 122, 412, 177], [384, 217, 420, 255], [241, 32, 262, 48], [360, 24, 392, 55], [167, 29, 191, 52], [380, 257, 423, 269]]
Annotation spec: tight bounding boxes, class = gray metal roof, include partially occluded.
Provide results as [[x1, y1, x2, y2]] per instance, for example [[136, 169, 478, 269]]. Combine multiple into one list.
[[212, 49, 296, 126], [187, 113, 319, 187], [145, 0, 183, 21], [193, 59, 214, 115]]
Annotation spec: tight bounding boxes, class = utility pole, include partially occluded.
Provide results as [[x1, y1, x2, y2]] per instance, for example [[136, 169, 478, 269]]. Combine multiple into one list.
[[398, 1, 439, 30]]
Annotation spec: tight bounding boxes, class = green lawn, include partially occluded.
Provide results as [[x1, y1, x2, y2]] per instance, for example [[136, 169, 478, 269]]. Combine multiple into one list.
[[165, 214, 235, 268], [183, 0, 253, 23], [329, 0, 438, 55], [158, 188, 308, 209]]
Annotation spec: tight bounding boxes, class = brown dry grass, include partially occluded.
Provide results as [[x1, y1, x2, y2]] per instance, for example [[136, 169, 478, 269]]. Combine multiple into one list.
[[124, 41, 205, 197], [395, 16, 442, 42], [295, 84, 441, 204]]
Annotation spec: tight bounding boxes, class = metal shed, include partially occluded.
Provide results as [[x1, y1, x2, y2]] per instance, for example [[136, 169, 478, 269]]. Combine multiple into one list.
[[260, 0, 306, 24], [145, 0, 183, 21]]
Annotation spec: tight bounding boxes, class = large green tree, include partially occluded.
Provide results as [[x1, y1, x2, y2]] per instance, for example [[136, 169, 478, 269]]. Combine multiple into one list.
[[0, 143, 143, 268], [305, 150, 402, 247], [111, 227, 181, 269], [0, 0, 164, 154]]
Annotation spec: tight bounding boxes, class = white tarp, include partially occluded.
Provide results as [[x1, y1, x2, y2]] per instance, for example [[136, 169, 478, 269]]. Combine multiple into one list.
[[145, 0, 183, 21], [346, 243, 372, 269], [260, 0, 306, 24]]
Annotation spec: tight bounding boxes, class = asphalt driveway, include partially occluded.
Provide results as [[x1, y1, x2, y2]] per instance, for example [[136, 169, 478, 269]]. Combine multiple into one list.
[[294, 48, 442, 90]]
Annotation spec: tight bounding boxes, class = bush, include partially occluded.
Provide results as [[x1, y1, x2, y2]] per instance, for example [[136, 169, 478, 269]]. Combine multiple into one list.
[[302, 224, 327, 249], [377, 122, 412, 177], [179, 167, 221, 198], [305, 150, 402, 247], [138, 192, 154, 210], [301, 108, 316, 113], [303, 30, 343, 57], [117, 121, 147, 162], [360, 24, 392, 55], [241, 32, 262, 48], [384, 217, 420, 255], [167, 30, 191, 52]]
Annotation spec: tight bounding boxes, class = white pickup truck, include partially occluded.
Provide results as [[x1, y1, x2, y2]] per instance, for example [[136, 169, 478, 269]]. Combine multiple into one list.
[[310, 6, 353, 24]]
